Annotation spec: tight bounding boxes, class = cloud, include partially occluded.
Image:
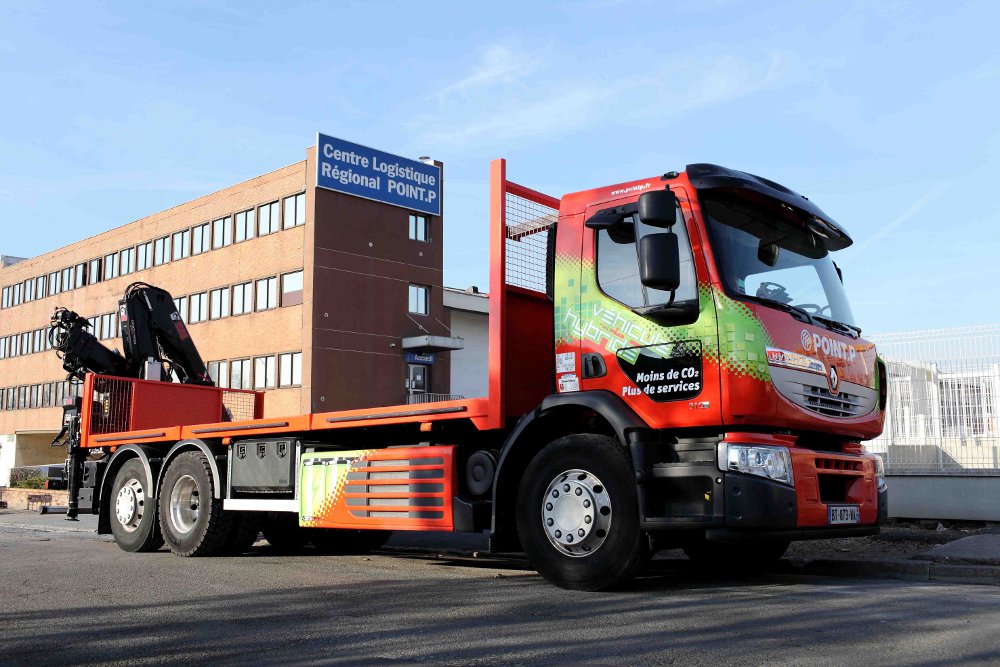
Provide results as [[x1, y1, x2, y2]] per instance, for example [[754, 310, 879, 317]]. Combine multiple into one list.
[[415, 48, 784, 149], [433, 44, 543, 104], [840, 181, 951, 264]]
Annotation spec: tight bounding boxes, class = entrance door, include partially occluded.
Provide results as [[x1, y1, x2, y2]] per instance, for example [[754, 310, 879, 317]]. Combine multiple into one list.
[[407, 364, 429, 402]]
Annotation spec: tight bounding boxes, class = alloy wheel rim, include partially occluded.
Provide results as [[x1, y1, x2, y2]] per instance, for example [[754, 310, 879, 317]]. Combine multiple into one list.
[[540, 468, 612, 557]]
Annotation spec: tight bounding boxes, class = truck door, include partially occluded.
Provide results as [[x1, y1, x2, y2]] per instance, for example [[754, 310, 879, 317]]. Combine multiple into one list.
[[575, 188, 722, 429]]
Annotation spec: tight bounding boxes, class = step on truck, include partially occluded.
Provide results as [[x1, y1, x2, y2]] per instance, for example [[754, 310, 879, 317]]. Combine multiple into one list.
[[50, 160, 888, 591]]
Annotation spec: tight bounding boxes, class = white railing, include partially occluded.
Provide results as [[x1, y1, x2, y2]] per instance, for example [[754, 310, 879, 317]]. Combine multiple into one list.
[[866, 325, 1000, 474]]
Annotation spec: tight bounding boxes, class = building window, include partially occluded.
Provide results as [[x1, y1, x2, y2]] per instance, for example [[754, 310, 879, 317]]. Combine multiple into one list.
[[30, 385, 40, 409], [73, 264, 85, 288], [104, 252, 119, 281], [192, 223, 211, 255], [213, 216, 232, 249], [172, 230, 190, 261], [100, 313, 116, 340], [189, 292, 208, 324], [1, 287, 8, 309], [20, 332, 30, 354], [49, 270, 62, 295], [0, 337, 6, 359], [210, 287, 230, 320], [45, 326, 54, 350], [235, 209, 255, 242], [258, 200, 280, 236], [254, 355, 276, 390], [33, 329, 44, 354], [12, 282, 22, 305], [153, 236, 170, 266], [281, 270, 303, 307], [174, 295, 189, 322], [283, 192, 305, 229], [409, 214, 429, 241], [279, 352, 303, 387], [408, 284, 429, 315], [88, 259, 102, 286], [24, 278, 35, 303], [207, 360, 230, 388], [255, 277, 277, 311], [61, 266, 74, 291], [121, 248, 135, 276], [42, 383, 52, 408], [232, 281, 253, 316], [137, 241, 152, 270], [230, 358, 252, 390]]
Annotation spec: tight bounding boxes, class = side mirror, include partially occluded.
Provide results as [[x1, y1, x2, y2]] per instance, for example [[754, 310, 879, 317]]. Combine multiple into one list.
[[638, 189, 678, 228], [638, 233, 680, 291]]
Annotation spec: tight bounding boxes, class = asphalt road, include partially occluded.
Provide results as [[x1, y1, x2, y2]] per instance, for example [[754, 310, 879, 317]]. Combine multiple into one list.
[[1, 521, 999, 666]]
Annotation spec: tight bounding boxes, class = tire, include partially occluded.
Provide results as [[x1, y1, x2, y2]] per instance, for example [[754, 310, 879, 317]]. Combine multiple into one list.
[[109, 458, 164, 553], [682, 536, 790, 571], [515, 434, 650, 591], [260, 513, 310, 551], [158, 451, 235, 557], [310, 529, 391, 553]]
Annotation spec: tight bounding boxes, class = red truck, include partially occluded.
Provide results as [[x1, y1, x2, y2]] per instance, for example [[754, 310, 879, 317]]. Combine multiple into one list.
[[51, 159, 887, 590]]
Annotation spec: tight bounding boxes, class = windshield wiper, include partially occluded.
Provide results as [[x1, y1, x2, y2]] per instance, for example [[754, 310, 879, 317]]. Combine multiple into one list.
[[813, 315, 861, 338], [739, 294, 814, 325]]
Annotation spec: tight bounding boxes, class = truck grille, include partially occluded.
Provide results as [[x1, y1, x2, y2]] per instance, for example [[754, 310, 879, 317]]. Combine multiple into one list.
[[794, 384, 866, 418], [815, 456, 864, 472]]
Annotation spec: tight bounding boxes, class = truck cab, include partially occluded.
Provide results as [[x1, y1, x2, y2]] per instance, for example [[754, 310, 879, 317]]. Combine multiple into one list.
[[542, 163, 887, 552]]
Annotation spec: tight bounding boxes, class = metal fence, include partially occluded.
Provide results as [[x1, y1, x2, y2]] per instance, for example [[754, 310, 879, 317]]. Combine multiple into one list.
[[865, 324, 1000, 474]]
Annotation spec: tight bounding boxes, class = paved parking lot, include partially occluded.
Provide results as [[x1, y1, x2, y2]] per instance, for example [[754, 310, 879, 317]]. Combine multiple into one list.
[[1, 518, 999, 666]]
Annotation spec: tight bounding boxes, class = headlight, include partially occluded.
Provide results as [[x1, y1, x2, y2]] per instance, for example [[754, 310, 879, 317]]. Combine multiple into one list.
[[874, 454, 887, 491], [719, 443, 794, 486]]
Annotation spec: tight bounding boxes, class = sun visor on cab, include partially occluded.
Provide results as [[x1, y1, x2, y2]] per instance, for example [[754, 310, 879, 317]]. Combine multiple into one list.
[[686, 163, 853, 251]]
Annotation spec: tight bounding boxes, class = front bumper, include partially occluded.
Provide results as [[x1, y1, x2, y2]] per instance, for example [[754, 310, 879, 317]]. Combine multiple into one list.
[[631, 437, 887, 538]]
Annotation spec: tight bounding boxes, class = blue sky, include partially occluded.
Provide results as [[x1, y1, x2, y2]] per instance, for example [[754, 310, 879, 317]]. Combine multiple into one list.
[[1, 0, 997, 334]]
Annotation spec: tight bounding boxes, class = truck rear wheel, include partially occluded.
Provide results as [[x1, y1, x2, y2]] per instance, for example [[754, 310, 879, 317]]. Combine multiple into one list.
[[515, 434, 650, 591], [682, 536, 790, 571], [109, 458, 164, 553], [158, 451, 234, 557]]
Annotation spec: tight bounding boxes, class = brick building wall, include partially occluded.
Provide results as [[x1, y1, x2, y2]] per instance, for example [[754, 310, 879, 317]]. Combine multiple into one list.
[[0, 142, 453, 478], [0, 161, 310, 444]]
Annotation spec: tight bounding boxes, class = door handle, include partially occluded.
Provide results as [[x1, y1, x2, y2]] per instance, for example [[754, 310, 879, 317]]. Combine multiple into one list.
[[581, 353, 607, 379]]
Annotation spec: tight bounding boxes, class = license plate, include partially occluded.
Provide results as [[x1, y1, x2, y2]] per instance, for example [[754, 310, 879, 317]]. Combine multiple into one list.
[[828, 505, 860, 525]]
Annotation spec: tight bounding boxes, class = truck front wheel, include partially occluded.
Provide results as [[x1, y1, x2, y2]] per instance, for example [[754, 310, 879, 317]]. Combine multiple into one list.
[[109, 458, 164, 553], [515, 434, 650, 591], [158, 451, 234, 557]]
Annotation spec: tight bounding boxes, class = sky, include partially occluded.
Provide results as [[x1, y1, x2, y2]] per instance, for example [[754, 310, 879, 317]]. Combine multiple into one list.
[[0, 0, 997, 335]]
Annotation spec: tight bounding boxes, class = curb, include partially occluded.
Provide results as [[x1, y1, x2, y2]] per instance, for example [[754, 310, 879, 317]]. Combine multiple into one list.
[[787, 558, 1000, 585], [0, 521, 101, 535]]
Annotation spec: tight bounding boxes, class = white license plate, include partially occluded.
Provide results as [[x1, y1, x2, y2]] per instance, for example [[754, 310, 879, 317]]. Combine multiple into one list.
[[828, 505, 860, 525]]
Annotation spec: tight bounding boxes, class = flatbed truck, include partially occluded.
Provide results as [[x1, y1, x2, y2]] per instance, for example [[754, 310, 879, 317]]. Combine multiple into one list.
[[52, 160, 888, 590]]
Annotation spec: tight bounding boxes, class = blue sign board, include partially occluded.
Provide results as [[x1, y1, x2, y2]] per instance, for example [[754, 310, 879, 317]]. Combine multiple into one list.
[[405, 352, 435, 365], [316, 133, 441, 216]]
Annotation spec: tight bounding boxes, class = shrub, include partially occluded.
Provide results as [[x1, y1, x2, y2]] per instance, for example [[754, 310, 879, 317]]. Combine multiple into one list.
[[11, 477, 46, 489], [9, 466, 48, 489]]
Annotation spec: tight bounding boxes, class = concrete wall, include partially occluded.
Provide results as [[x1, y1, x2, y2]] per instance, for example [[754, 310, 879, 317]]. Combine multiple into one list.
[[887, 475, 1000, 521], [0, 434, 13, 486], [449, 309, 489, 399]]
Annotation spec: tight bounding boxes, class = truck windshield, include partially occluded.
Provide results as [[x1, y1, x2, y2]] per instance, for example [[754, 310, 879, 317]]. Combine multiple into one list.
[[701, 191, 857, 329]]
